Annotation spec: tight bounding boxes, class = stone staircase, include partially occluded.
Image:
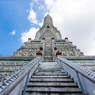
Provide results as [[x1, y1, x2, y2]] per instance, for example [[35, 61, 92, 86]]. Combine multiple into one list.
[[24, 62, 82, 95], [44, 47, 53, 62]]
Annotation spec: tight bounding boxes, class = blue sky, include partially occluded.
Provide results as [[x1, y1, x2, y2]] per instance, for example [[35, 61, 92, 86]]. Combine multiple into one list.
[[0, 0, 47, 56], [0, 0, 95, 56]]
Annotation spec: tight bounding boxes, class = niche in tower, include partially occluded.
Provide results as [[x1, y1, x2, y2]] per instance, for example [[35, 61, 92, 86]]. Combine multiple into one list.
[[47, 26, 50, 28]]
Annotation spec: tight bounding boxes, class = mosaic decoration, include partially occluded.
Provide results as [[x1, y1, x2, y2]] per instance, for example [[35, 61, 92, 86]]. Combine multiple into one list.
[[0, 61, 29, 80], [71, 60, 95, 72], [55, 39, 84, 56], [0, 57, 38, 92], [14, 45, 42, 56]]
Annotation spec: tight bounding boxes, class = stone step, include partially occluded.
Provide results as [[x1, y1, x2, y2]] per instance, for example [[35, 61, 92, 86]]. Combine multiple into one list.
[[31, 76, 70, 79], [38, 67, 61, 69], [44, 52, 52, 54], [25, 87, 82, 93], [44, 53, 52, 54], [29, 78, 73, 82], [34, 71, 67, 74], [45, 49, 52, 50], [45, 51, 52, 53], [34, 72, 68, 76], [44, 60, 53, 62], [41, 62, 57, 64], [40, 62, 60, 66], [44, 55, 52, 56], [38, 68, 61, 70], [44, 55, 52, 57], [25, 92, 82, 95], [44, 57, 53, 60], [44, 52, 52, 56], [22, 61, 82, 95], [39, 65, 60, 67], [44, 56, 53, 58], [35, 70, 65, 72], [44, 58, 53, 60], [45, 50, 52, 52], [31, 76, 69, 78], [35, 71, 66, 73], [27, 83, 78, 87], [37, 69, 62, 72], [45, 49, 52, 51]]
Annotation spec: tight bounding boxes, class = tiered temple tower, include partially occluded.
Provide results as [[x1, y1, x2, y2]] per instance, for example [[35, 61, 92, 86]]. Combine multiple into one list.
[[14, 14, 84, 57], [0, 14, 95, 95]]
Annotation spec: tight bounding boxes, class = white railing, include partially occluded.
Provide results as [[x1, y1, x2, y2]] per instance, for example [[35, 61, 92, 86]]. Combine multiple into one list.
[[41, 39, 45, 62], [51, 39, 55, 61], [42, 39, 45, 56], [57, 56, 95, 95], [0, 56, 41, 95]]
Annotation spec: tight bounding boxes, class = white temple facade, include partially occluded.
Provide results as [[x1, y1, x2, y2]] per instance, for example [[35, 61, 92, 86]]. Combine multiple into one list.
[[14, 14, 84, 56], [0, 14, 95, 95], [35, 14, 62, 41]]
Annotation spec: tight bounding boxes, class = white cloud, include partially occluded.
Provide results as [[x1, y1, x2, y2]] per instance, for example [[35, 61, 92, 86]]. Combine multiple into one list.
[[44, 0, 95, 55], [27, 8, 38, 24], [33, 0, 39, 4], [27, 2, 38, 24], [21, 0, 95, 55], [20, 1, 43, 43], [38, 21, 43, 27], [20, 27, 39, 43], [27, 2, 44, 25], [10, 30, 16, 35], [34, 0, 38, 2], [38, 5, 44, 10]]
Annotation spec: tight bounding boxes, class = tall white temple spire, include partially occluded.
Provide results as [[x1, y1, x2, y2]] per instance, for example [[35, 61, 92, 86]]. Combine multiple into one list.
[[35, 14, 62, 40], [43, 14, 53, 25]]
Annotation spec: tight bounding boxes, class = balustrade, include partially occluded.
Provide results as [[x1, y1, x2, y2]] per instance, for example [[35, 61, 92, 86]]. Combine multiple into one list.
[[57, 56, 95, 95], [0, 56, 41, 95]]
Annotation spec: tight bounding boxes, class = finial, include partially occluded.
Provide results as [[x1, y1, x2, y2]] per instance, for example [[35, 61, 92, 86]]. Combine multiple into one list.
[[43, 14, 53, 25]]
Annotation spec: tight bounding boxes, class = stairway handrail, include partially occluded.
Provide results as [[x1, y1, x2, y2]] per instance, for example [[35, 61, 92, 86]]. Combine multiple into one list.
[[57, 56, 95, 95], [0, 56, 41, 95], [51, 39, 55, 61], [42, 39, 45, 56], [57, 56, 95, 83]]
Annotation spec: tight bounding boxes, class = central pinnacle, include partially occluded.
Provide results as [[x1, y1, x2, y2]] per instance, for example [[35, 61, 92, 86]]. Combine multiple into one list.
[[43, 14, 53, 25]]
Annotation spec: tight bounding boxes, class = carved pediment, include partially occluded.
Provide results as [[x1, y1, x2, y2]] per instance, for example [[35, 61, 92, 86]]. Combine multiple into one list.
[[39, 30, 57, 41]]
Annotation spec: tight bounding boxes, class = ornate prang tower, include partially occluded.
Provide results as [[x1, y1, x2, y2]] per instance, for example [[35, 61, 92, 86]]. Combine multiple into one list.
[[1, 14, 95, 95], [14, 14, 84, 56]]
